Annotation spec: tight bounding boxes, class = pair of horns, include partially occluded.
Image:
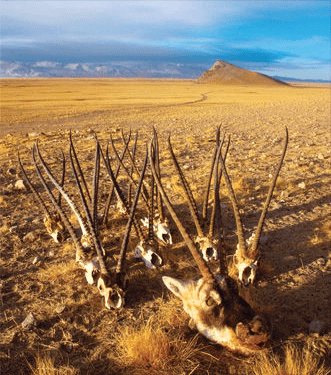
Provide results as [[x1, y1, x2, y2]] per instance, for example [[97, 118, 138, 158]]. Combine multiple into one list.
[[149, 127, 288, 281]]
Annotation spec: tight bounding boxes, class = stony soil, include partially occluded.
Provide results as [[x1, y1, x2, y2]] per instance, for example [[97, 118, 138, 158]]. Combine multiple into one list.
[[0, 80, 330, 374]]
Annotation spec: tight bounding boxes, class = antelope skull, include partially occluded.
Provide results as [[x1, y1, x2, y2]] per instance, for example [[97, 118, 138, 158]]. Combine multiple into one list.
[[18, 150, 66, 244], [141, 216, 173, 245], [134, 240, 163, 269], [149, 134, 271, 355], [221, 128, 288, 285], [195, 236, 219, 262]]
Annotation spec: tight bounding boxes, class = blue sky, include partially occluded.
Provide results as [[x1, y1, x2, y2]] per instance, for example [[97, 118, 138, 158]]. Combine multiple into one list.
[[1, 1, 330, 80]]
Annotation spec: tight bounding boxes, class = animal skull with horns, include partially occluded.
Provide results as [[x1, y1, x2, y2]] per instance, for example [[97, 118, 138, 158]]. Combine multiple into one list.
[[148, 127, 288, 355], [22, 134, 149, 310]]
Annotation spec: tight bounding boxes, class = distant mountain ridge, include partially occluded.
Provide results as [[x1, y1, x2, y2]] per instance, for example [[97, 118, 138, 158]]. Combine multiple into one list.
[[1, 60, 329, 82], [197, 60, 288, 86], [0, 60, 209, 79]]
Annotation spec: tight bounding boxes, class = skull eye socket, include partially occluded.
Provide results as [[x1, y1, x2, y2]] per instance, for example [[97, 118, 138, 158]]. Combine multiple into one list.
[[151, 253, 162, 267], [242, 267, 252, 285], [206, 247, 214, 258], [162, 233, 170, 243], [206, 297, 215, 306]]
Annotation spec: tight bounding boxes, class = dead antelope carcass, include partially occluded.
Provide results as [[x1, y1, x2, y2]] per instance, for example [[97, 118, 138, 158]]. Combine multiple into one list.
[[149, 135, 271, 355]]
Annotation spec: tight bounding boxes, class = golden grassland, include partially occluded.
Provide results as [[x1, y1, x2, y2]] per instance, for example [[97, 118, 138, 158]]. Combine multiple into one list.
[[0, 78, 331, 375], [1, 78, 329, 131]]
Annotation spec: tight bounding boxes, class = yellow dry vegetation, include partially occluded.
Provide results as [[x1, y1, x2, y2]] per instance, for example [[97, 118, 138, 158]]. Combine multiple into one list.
[[1, 78, 330, 375], [250, 343, 331, 375], [1, 78, 329, 131]]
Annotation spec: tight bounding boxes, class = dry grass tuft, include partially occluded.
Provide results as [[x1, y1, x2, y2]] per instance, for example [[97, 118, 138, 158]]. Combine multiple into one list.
[[28, 351, 78, 375], [114, 316, 202, 374], [38, 260, 77, 284], [116, 321, 171, 368], [248, 343, 331, 375], [228, 177, 252, 202]]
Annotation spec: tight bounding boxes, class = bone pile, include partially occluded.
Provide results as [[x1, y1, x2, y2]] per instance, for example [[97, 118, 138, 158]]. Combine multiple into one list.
[[18, 126, 288, 355]]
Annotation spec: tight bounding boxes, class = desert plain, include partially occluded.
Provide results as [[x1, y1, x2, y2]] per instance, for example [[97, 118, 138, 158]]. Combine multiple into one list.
[[0, 78, 331, 374]]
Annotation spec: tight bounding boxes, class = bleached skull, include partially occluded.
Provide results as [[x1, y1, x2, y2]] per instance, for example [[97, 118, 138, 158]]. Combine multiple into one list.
[[134, 241, 163, 269], [154, 219, 172, 245], [141, 217, 172, 245], [234, 234, 259, 285], [97, 274, 125, 309], [234, 255, 258, 286], [195, 236, 219, 262]]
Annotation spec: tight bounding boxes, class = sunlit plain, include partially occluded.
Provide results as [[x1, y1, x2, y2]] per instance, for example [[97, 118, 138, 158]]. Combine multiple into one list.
[[1, 78, 330, 375]]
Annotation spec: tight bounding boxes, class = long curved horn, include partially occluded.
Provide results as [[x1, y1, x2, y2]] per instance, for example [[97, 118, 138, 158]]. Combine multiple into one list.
[[68, 136, 108, 275], [123, 131, 150, 206], [69, 131, 91, 203], [34, 141, 90, 242], [208, 135, 224, 238], [31, 146, 85, 259], [127, 130, 138, 207], [152, 127, 164, 221], [102, 130, 131, 224], [110, 134, 149, 209], [100, 141, 145, 243], [91, 137, 100, 230], [202, 125, 221, 222], [209, 134, 230, 237], [217, 136, 247, 255], [116, 148, 148, 274], [18, 149, 51, 219], [149, 138, 214, 283], [250, 126, 288, 256], [57, 150, 66, 208], [69, 142, 92, 234], [167, 136, 204, 238], [68, 135, 108, 275]]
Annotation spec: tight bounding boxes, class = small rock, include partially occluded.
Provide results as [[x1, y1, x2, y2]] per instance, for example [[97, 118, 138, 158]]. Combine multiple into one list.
[[55, 305, 66, 314], [280, 190, 289, 198], [316, 257, 326, 266], [28, 132, 39, 137], [271, 201, 282, 210], [32, 255, 42, 265], [14, 179, 27, 190], [22, 312, 36, 329], [309, 320, 325, 334], [23, 232, 36, 242], [298, 182, 306, 189], [9, 226, 18, 233], [317, 153, 324, 160]]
